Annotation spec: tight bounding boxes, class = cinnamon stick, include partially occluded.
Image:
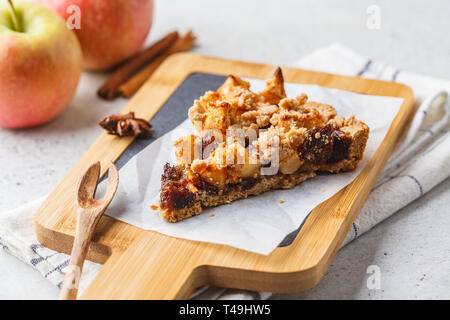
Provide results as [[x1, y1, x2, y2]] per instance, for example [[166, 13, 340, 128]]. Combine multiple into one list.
[[98, 31, 179, 100], [118, 31, 197, 98]]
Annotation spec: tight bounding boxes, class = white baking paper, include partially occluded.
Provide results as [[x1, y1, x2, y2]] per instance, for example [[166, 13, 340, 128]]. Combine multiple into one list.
[[99, 78, 403, 255]]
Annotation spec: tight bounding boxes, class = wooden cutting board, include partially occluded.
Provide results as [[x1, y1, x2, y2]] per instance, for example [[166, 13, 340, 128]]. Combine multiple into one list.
[[34, 53, 415, 299]]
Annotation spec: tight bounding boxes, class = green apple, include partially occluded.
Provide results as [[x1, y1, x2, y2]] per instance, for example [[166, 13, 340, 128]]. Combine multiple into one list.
[[0, 0, 82, 128]]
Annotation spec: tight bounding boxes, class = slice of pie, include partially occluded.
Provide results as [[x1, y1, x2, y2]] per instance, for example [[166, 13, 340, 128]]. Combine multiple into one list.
[[158, 68, 369, 222]]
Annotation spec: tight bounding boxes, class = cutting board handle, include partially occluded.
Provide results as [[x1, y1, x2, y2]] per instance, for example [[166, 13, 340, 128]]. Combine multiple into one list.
[[80, 233, 205, 299]]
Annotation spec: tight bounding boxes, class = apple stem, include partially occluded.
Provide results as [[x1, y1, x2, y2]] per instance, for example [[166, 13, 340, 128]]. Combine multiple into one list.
[[7, 0, 21, 32]]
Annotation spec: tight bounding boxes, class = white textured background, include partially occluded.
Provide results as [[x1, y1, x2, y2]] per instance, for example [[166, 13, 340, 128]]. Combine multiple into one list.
[[0, 0, 449, 299]]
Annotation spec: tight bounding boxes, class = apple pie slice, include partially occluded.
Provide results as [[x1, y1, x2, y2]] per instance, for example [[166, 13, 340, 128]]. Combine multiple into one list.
[[158, 68, 369, 222]]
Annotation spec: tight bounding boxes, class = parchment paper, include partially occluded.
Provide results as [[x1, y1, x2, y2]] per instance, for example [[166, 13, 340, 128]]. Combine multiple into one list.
[[99, 78, 403, 255]]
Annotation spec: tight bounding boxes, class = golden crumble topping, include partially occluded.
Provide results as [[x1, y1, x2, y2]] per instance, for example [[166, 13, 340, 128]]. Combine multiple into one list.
[[176, 68, 369, 186]]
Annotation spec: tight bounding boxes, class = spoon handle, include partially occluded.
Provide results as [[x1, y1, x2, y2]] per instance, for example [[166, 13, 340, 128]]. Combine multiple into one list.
[[59, 208, 104, 300]]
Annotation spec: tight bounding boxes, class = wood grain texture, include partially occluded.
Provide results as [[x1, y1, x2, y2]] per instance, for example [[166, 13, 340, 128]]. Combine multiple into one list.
[[34, 53, 415, 299], [59, 162, 118, 300]]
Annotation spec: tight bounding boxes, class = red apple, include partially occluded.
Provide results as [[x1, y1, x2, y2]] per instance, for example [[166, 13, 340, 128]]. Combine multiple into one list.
[[0, 1, 82, 129], [35, 0, 154, 70]]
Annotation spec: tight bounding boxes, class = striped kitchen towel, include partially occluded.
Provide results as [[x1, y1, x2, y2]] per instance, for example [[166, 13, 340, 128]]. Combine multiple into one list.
[[0, 43, 449, 300]]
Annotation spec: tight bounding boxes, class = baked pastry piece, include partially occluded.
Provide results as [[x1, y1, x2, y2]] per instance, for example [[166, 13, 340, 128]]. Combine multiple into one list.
[[158, 68, 369, 222]]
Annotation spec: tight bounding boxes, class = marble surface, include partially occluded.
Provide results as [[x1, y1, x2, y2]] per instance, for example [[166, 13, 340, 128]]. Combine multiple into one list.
[[0, 0, 449, 299]]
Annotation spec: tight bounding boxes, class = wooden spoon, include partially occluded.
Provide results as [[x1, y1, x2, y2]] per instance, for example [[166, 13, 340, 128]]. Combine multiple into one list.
[[59, 161, 119, 300]]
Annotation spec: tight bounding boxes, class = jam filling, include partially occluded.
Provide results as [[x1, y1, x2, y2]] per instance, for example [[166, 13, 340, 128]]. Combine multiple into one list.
[[160, 163, 218, 211], [160, 164, 195, 211], [300, 125, 351, 164], [160, 183, 195, 211]]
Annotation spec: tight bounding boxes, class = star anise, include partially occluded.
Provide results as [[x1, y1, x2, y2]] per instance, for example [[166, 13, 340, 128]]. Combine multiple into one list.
[[99, 112, 153, 139]]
